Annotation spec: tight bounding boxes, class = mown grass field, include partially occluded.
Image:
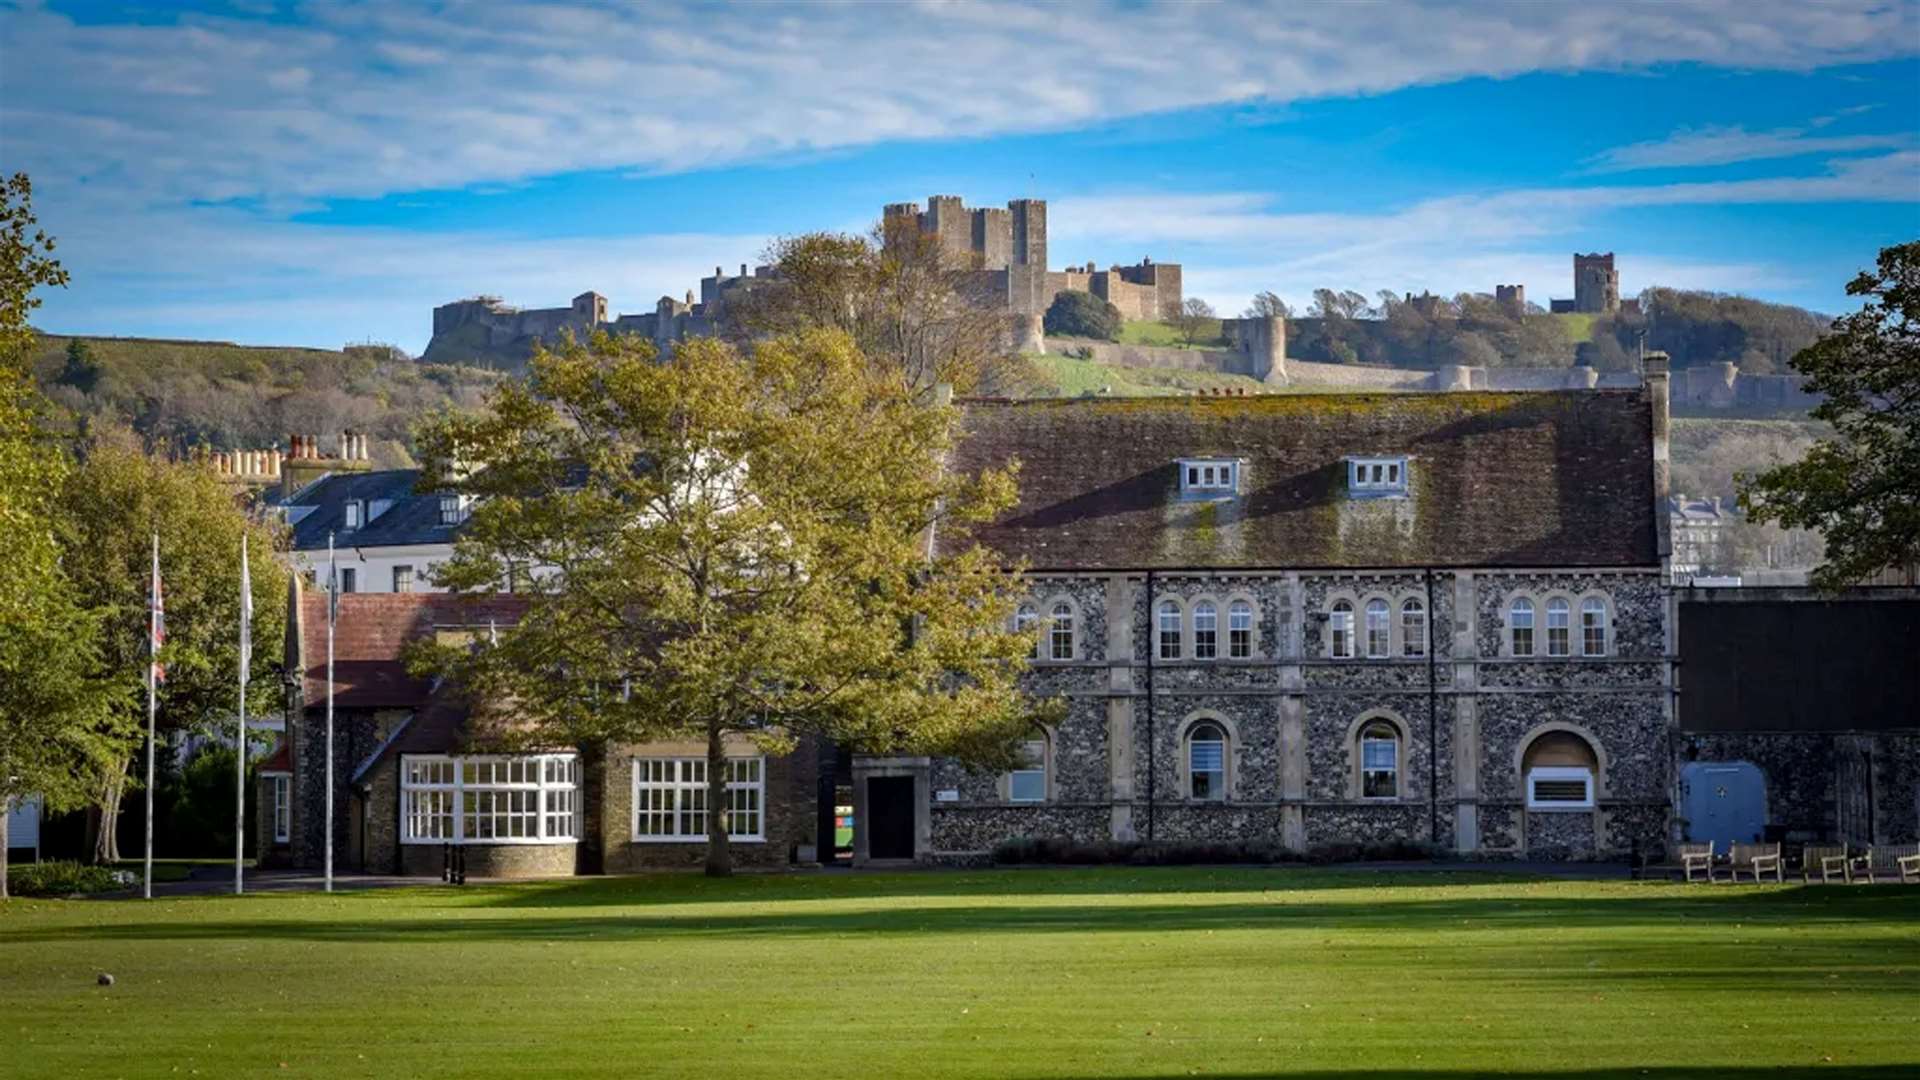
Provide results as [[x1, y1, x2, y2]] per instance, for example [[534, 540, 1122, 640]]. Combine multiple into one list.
[[2, 868, 1916, 1079], [1018, 353, 1268, 397]]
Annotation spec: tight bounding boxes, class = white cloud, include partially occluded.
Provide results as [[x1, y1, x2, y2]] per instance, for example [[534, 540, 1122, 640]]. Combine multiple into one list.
[[4, 0, 1916, 208], [1588, 124, 1911, 171]]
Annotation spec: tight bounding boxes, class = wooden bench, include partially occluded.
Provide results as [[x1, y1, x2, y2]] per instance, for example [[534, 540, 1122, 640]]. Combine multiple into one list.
[[1676, 841, 1716, 883], [1799, 844, 1852, 884], [1861, 843, 1920, 885], [1728, 842, 1782, 883]]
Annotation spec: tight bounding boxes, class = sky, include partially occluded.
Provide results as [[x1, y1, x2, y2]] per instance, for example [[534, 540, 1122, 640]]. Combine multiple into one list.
[[3, 0, 1918, 354]]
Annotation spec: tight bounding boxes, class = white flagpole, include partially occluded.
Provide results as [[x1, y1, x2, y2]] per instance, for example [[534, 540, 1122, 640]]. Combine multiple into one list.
[[144, 533, 157, 901], [236, 534, 251, 896], [325, 532, 336, 893]]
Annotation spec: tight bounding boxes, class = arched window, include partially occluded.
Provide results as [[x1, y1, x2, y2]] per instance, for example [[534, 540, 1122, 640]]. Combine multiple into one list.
[[1187, 722, 1226, 800], [1401, 598, 1427, 658], [1049, 602, 1075, 661], [1359, 722, 1399, 798], [1581, 597, 1608, 656], [1014, 603, 1039, 659], [1329, 600, 1354, 659], [1523, 731, 1598, 810], [1509, 598, 1535, 657], [1193, 601, 1218, 660], [1158, 600, 1183, 660], [1008, 733, 1047, 803], [1228, 600, 1254, 659], [1364, 599, 1390, 658], [1546, 598, 1571, 656]]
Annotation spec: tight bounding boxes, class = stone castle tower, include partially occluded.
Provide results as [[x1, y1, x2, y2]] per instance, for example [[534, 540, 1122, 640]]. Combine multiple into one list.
[[1573, 253, 1620, 314]]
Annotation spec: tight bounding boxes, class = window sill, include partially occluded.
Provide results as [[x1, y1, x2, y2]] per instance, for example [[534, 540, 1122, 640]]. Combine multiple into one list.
[[1524, 804, 1595, 813], [630, 836, 766, 845], [400, 837, 580, 846]]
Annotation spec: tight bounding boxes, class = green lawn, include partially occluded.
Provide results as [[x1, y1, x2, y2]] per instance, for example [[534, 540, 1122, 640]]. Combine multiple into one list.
[[1114, 319, 1226, 349], [2, 869, 1916, 1078], [1019, 354, 1268, 398]]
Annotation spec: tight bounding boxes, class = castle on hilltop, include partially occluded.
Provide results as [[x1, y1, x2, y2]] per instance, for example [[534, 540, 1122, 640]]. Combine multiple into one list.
[[1550, 253, 1639, 315], [422, 194, 1188, 369]]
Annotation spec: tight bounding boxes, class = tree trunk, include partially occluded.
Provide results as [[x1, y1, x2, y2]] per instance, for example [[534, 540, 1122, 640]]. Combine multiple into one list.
[[1, 802, 11, 900], [93, 762, 126, 865], [704, 721, 732, 878]]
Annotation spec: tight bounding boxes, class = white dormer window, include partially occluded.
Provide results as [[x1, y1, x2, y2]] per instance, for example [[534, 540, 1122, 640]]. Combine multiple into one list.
[[343, 500, 363, 530], [439, 494, 472, 526], [1180, 458, 1240, 497], [1348, 456, 1409, 497]]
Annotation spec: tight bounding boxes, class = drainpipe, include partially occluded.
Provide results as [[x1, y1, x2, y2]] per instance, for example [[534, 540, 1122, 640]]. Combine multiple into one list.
[[1425, 568, 1440, 851], [1144, 570, 1157, 842]]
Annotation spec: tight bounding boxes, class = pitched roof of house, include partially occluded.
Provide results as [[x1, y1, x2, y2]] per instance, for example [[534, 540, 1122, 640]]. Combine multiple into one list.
[[295, 591, 527, 708], [277, 468, 462, 551], [947, 391, 1658, 570]]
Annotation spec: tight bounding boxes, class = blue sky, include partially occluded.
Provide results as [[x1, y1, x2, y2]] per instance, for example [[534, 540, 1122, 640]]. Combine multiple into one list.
[[4, 0, 1918, 353]]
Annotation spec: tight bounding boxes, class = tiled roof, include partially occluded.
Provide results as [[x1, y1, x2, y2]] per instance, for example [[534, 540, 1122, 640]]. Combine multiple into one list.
[[947, 391, 1658, 570], [297, 591, 526, 708], [258, 741, 292, 773], [279, 468, 461, 551]]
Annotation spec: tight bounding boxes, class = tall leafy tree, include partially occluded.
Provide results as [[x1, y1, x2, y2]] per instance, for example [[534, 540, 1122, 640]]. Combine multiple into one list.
[[414, 329, 1051, 875], [0, 172, 125, 898], [58, 443, 287, 862], [1741, 242, 1920, 589]]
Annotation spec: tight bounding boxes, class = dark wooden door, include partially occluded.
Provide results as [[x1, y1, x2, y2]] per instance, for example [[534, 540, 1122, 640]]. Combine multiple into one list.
[[867, 776, 916, 860]]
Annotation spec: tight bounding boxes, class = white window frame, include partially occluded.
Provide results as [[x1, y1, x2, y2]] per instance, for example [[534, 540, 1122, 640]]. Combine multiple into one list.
[[1192, 600, 1218, 660], [1545, 597, 1571, 657], [1509, 598, 1535, 657], [1359, 724, 1399, 800], [343, 500, 363, 530], [1048, 601, 1075, 661], [1364, 598, 1390, 659], [1581, 597, 1609, 656], [1180, 458, 1239, 495], [269, 773, 290, 843], [631, 756, 766, 843], [1401, 598, 1427, 658], [338, 566, 357, 594], [1348, 456, 1409, 496], [1227, 600, 1254, 659], [1329, 600, 1354, 659], [1526, 766, 1595, 811], [392, 564, 415, 594], [1186, 723, 1227, 801], [1157, 600, 1183, 660], [400, 753, 580, 845]]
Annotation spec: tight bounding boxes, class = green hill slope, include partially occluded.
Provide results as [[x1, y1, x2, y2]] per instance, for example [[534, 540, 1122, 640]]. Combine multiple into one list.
[[31, 334, 498, 466]]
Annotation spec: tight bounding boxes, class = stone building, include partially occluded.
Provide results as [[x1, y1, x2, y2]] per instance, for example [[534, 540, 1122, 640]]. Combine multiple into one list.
[[883, 195, 1183, 321], [1667, 494, 1733, 581], [861, 360, 1678, 864]]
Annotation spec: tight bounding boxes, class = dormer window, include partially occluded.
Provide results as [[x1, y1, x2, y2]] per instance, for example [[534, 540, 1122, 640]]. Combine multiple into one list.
[[1347, 456, 1409, 497], [439, 494, 472, 526], [343, 499, 364, 530], [1180, 458, 1240, 497]]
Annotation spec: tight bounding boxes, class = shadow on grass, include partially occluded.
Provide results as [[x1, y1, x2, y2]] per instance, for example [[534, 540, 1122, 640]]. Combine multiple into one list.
[[1021, 1060, 1920, 1068], [13, 887, 1919, 947], [1025, 1071, 1919, 1080]]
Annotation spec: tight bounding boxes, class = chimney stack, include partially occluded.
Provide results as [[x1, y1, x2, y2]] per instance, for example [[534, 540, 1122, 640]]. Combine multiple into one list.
[[1643, 351, 1671, 564]]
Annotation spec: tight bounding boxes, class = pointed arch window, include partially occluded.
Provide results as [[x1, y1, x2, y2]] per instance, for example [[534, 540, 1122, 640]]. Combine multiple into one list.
[[1509, 598, 1535, 657], [1193, 601, 1218, 660], [1329, 600, 1354, 659]]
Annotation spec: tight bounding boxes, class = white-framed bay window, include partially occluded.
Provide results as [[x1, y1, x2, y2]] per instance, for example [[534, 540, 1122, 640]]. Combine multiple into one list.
[[400, 753, 580, 845], [632, 756, 766, 843]]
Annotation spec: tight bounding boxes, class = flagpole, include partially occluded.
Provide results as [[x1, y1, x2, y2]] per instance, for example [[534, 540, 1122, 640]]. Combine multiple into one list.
[[325, 532, 336, 894], [144, 533, 157, 901], [235, 534, 250, 896]]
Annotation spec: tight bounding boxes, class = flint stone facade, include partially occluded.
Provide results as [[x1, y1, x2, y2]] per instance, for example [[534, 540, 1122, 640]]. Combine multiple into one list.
[[895, 385, 1675, 864]]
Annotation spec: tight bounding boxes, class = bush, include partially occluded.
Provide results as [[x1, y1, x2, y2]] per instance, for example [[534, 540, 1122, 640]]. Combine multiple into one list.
[[990, 835, 1438, 866], [1044, 291, 1123, 341], [6, 860, 134, 897]]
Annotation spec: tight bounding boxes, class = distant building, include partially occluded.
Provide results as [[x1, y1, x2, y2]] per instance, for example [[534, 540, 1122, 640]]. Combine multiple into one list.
[[1551, 253, 1623, 315], [1668, 494, 1734, 582]]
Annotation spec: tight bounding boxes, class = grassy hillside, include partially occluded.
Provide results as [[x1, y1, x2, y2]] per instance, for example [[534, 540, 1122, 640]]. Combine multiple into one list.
[[1670, 416, 1826, 502], [1016, 353, 1269, 397], [31, 334, 499, 466], [1113, 318, 1226, 349]]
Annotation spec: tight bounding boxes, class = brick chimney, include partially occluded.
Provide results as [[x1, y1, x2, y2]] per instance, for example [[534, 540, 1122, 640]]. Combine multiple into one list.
[[1644, 351, 1671, 563]]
